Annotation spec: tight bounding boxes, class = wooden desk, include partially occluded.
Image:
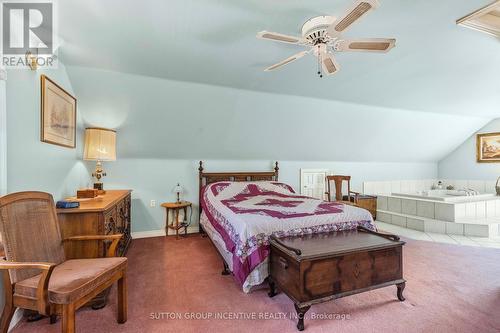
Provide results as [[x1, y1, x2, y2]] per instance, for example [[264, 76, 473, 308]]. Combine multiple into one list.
[[57, 190, 132, 259]]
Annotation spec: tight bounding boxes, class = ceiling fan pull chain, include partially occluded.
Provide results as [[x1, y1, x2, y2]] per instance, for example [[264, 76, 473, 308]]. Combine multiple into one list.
[[319, 46, 323, 78], [317, 45, 321, 76], [318, 45, 323, 78]]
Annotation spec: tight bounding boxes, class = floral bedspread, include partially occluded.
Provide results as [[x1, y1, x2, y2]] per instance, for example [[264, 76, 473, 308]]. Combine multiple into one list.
[[200, 181, 375, 286]]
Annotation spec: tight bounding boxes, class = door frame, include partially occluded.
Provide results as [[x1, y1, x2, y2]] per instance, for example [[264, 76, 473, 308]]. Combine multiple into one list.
[[299, 168, 329, 198]]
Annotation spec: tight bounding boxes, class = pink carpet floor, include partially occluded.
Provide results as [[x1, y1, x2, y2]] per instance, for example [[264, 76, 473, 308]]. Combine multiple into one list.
[[12, 235, 500, 333]]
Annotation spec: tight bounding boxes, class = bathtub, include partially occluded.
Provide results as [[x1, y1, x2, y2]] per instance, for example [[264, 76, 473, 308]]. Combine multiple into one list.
[[391, 190, 496, 202]]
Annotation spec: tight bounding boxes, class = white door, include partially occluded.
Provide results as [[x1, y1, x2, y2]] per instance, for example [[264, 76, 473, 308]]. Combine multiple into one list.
[[300, 169, 328, 199]]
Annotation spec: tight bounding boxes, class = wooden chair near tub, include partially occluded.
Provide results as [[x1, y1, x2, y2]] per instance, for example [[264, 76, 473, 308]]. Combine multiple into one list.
[[0, 191, 128, 333], [325, 175, 377, 219], [325, 175, 360, 204]]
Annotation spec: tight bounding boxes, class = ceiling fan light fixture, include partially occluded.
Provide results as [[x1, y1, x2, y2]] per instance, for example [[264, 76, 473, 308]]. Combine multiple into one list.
[[262, 33, 298, 43], [256, 0, 394, 77], [257, 31, 305, 44], [335, 2, 373, 32], [457, 0, 500, 37], [266, 58, 296, 71], [264, 50, 309, 72], [350, 41, 390, 50], [323, 58, 337, 73]]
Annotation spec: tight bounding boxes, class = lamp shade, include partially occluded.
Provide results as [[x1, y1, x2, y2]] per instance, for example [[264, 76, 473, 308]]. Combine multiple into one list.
[[172, 183, 183, 194], [83, 128, 116, 161]]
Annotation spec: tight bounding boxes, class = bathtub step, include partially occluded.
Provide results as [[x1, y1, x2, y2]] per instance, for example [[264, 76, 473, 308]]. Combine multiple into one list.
[[376, 209, 500, 238]]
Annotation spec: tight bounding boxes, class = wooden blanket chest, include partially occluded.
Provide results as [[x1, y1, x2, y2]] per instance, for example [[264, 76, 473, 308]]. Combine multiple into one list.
[[268, 226, 406, 331]]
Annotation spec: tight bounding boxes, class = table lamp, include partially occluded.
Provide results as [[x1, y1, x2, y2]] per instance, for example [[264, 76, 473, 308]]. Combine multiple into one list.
[[83, 127, 116, 191], [172, 183, 184, 203]]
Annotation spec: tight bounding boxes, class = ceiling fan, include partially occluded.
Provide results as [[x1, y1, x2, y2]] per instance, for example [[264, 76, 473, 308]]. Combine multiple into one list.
[[256, 0, 396, 77]]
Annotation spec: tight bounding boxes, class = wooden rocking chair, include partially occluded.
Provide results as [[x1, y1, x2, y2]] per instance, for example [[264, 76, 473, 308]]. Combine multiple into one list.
[[0, 191, 127, 333]]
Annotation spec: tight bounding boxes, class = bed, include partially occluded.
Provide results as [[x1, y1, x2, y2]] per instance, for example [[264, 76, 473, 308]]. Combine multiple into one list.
[[198, 161, 376, 293]]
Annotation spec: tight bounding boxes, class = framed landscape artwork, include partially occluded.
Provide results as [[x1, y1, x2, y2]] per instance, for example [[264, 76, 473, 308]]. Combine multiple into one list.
[[477, 132, 500, 163], [40, 75, 77, 148]]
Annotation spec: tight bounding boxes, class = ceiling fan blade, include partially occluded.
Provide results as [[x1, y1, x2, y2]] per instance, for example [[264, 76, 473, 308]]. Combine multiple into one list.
[[321, 52, 340, 75], [327, 0, 380, 36], [334, 38, 396, 52], [264, 50, 309, 71], [257, 31, 306, 45]]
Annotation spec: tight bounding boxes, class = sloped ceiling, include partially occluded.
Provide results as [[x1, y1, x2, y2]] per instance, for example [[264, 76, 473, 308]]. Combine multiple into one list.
[[56, 0, 498, 162], [67, 66, 489, 162], [57, 0, 500, 117]]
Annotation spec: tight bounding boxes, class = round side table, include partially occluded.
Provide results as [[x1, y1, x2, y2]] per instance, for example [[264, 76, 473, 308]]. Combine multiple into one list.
[[161, 201, 192, 239]]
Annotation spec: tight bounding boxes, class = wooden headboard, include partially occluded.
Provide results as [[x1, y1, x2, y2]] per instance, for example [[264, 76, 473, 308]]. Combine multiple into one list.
[[198, 161, 279, 228]]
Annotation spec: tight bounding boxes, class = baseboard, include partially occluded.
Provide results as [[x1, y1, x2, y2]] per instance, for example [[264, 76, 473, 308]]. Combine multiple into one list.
[[131, 230, 165, 239], [132, 225, 199, 239]]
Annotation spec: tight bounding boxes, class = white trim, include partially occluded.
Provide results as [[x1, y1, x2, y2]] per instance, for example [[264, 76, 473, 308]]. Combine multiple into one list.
[[132, 226, 199, 239], [132, 230, 164, 239], [0, 70, 7, 195]]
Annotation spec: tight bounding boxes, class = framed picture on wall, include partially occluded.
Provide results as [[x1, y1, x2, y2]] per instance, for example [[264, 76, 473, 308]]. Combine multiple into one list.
[[40, 75, 77, 148], [477, 132, 500, 163]]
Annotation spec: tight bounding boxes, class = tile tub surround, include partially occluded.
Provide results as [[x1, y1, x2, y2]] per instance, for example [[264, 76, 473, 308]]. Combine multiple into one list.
[[377, 222, 500, 248], [417, 201, 435, 219], [363, 179, 497, 195], [376, 194, 500, 238], [376, 209, 500, 238], [402, 199, 417, 215], [387, 197, 402, 213], [392, 191, 496, 203], [376, 195, 500, 222]]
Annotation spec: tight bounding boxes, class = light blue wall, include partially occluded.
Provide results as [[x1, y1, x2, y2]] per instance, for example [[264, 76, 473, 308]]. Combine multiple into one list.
[[438, 118, 500, 181], [6, 63, 90, 199], [5, 63, 493, 233], [67, 66, 488, 163], [64, 66, 457, 233]]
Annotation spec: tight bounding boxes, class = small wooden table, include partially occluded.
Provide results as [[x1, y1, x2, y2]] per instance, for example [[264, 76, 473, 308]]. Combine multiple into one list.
[[161, 201, 192, 239], [268, 226, 405, 331]]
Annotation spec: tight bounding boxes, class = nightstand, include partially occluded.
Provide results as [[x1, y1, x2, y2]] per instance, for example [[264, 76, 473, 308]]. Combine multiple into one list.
[[343, 194, 377, 219], [161, 201, 192, 239]]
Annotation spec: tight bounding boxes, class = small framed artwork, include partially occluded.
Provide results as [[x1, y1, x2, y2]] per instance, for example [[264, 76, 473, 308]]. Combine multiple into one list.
[[477, 132, 500, 163], [40, 75, 77, 148]]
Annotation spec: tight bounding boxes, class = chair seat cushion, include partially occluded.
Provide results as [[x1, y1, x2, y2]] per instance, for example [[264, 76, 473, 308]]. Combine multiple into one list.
[[14, 257, 127, 304]]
